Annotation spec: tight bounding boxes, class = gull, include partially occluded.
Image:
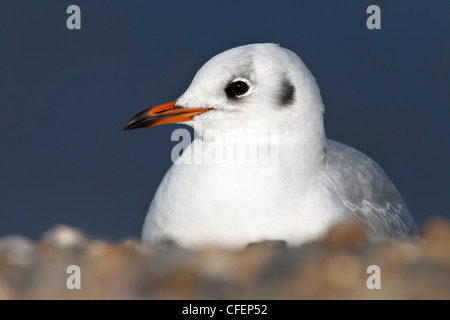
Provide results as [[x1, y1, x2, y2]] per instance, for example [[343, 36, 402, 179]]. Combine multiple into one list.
[[124, 43, 417, 249]]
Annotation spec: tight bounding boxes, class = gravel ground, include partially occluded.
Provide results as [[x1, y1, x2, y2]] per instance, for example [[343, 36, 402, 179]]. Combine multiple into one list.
[[0, 219, 449, 299]]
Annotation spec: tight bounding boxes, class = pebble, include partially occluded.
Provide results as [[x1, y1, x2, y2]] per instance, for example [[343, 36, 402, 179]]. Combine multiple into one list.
[[40, 225, 88, 251], [324, 220, 368, 250], [0, 236, 37, 268], [0, 219, 449, 299]]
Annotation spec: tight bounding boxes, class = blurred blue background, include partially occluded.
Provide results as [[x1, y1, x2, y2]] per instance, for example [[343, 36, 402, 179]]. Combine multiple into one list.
[[0, 1, 449, 240]]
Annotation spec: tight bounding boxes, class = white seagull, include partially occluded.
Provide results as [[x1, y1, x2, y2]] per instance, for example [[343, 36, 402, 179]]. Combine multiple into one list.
[[124, 43, 417, 249]]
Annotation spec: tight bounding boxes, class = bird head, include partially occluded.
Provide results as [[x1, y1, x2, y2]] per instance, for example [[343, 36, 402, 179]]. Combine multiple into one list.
[[124, 43, 324, 139]]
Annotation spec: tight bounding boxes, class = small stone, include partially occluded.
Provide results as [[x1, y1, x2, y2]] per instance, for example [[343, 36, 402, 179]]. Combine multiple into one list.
[[194, 250, 235, 282], [324, 220, 368, 250], [156, 266, 202, 299], [245, 240, 287, 251], [0, 236, 37, 268], [324, 253, 363, 291], [41, 225, 87, 251], [85, 239, 147, 296], [120, 238, 151, 255], [421, 218, 450, 262]]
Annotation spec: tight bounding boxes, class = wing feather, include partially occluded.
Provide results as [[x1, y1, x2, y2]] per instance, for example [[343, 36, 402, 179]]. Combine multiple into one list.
[[324, 139, 418, 241]]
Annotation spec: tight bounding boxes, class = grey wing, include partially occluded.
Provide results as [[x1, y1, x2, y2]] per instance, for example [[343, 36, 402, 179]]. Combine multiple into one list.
[[324, 139, 418, 241]]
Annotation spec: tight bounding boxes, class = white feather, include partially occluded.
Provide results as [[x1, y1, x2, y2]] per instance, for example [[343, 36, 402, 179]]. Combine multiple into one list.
[[141, 43, 417, 249]]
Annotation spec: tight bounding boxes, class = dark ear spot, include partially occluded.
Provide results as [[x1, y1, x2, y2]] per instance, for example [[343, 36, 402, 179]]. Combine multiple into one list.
[[279, 78, 295, 106]]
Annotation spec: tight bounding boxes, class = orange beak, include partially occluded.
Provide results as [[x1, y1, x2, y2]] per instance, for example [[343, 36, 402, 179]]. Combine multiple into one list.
[[123, 101, 211, 131]]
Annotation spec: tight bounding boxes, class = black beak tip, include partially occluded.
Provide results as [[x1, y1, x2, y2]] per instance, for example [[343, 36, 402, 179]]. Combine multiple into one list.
[[123, 122, 133, 131], [123, 109, 153, 132]]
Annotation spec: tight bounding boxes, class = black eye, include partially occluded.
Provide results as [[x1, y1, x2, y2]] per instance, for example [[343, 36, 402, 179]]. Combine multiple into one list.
[[226, 80, 250, 98]]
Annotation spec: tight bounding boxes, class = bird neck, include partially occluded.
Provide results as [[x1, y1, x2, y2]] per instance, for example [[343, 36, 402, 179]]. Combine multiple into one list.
[[278, 96, 327, 172], [280, 118, 327, 172], [191, 115, 326, 176]]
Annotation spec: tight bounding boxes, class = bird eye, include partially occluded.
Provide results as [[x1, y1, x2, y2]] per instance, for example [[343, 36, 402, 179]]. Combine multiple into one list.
[[226, 79, 251, 98]]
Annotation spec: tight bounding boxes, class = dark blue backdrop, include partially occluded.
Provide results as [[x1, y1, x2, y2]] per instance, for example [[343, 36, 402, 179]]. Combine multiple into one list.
[[1, 1, 449, 240]]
